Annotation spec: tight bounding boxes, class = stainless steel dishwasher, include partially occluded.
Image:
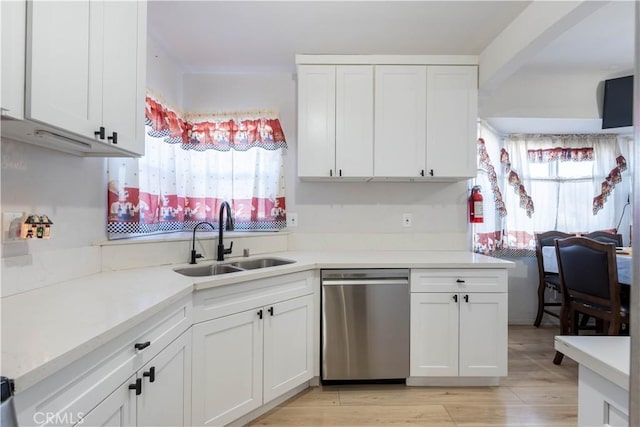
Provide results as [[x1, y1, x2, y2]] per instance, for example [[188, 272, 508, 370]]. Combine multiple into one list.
[[321, 269, 410, 381]]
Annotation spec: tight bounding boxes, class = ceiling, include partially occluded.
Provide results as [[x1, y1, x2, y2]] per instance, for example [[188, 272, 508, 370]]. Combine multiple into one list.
[[148, 1, 636, 133]]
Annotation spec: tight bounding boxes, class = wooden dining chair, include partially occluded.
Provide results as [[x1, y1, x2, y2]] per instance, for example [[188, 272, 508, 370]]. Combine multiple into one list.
[[552, 236, 630, 365], [583, 230, 623, 246], [534, 231, 573, 327]]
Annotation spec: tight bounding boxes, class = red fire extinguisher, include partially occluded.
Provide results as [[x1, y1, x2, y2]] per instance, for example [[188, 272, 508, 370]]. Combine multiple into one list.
[[469, 185, 484, 223]]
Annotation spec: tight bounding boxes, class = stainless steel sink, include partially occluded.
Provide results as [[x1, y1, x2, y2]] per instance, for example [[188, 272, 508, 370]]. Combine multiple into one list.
[[229, 257, 295, 270], [173, 257, 295, 277], [174, 264, 244, 277]]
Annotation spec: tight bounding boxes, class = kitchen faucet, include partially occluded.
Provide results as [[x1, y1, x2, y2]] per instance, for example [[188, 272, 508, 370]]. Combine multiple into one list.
[[217, 201, 234, 261], [190, 221, 215, 264]]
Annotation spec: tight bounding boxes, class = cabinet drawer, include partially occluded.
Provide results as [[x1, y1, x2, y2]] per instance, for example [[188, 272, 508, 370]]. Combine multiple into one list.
[[133, 298, 192, 366], [193, 271, 315, 323], [411, 269, 507, 293], [16, 296, 192, 427]]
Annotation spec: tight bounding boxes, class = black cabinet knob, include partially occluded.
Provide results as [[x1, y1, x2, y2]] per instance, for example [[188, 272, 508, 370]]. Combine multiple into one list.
[[94, 126, 105, 140], [108, 132, 118, 144], [129, 378, 142, 395], [134, 341, 151, 351], [143, 366, 155, 383]]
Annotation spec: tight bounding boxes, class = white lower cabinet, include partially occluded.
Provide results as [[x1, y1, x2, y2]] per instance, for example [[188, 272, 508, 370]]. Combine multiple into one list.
[[75, 375, 136, 427], [192, 309, 262, 426], [410, 269, 508, 379], [192, 292, 314, 426], [16, 297, 192, 427], [263, 296, 315, 403], [136, 330, 191, 427], [75, 330, 191, 427]]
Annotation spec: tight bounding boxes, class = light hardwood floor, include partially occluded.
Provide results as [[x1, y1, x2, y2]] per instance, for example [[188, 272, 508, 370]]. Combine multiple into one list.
[[249, 325, 578, 426]]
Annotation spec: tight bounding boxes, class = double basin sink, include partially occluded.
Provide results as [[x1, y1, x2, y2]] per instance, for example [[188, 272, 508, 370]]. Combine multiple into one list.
[[174, 257, 295, 277]]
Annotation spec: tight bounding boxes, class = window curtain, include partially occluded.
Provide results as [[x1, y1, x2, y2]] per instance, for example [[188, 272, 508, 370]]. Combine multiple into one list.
[[107, 95, 288, 238], [476, 132, 632, 255], [503, 134, 628, 249]]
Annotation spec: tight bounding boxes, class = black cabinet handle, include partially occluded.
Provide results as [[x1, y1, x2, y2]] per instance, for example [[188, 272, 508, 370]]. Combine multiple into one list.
[[339, 169, 342, 177], [108, 131, 118, 144], [143, 366, 155, 383], [257, 309, 263, 319], [420, 169, 425, 177], [456, 279, 465, 283], [129, 378, 142, 395], [464, 294, 469, 303], [429, 169, 434, 176], [329, 169, 333, 177], [134, 341, 151, 351], [452, 294, 458, 303], [268, 307, 274, 316], [94, 126, 105, 140]]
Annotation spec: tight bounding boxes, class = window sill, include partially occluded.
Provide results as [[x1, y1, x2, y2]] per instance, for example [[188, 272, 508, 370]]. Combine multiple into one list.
[[96, 230, 289, 247]]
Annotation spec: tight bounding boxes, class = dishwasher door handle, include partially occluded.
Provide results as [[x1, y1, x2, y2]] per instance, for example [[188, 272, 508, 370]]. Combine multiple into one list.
[[322, 279, 409, 286]]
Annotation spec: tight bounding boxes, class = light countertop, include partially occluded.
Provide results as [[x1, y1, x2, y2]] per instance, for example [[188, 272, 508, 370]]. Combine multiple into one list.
[[2, 250, 512, 392], [554, 335, 630, 390]]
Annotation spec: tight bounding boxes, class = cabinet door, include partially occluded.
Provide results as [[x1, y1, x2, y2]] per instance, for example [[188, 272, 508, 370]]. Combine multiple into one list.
[[102, 0, 146, 156], [410, 293, 458, 377], [263, 295, 314, 403], [374, 65, 426, 178], [336, 65, 374, 178], [297, 65, 336, 178], [27, 0, 103, 139], [426, 66, 478, 178], [1, 0, 25, 119], [191, 310, 263, 426], [137, 330, 191, 427], [458, 293, 507, 377], [75, 375, 136, 427]]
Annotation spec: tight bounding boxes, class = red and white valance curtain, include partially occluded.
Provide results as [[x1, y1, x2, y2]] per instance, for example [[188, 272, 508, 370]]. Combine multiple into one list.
[[107, 94, 288, 238]]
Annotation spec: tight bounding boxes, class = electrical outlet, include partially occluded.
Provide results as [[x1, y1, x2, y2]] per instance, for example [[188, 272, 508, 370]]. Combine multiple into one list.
[[3, 212, 24, 242], [287, 212, 299, 228], [402, 213, 413, 227]]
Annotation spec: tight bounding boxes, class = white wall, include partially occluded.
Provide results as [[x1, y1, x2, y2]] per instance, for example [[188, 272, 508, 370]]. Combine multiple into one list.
[[0, 37, 184, 296], [182, 72, 471, 251], [480, 68, 635, 123]]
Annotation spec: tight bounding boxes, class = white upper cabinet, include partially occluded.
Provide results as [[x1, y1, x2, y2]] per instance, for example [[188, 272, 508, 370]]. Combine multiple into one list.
[[27, 1, 104, 140], [296, 56, 478, 181], [297, 65, 373, 180], [374, 66, 427, 179], [297, 65, 336, 178], [2, 0, 146, 157], [336, 66, 374, 178], [426, 66, 478, 179], [1, 0, 26, 120]]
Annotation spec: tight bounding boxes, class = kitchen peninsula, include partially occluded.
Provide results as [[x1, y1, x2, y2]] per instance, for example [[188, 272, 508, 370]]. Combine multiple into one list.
[[3, 250, 512, 427]]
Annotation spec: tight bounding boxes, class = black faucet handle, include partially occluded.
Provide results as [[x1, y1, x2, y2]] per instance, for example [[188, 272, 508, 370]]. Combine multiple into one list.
[[190, 249, 203, 264], [224, 241, 234, 255]]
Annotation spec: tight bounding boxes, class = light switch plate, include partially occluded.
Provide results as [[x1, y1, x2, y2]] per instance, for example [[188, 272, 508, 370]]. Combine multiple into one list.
[[3, 212, 24, 242], [287, 212, 298, 228], [402, 213, 413, 227]]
